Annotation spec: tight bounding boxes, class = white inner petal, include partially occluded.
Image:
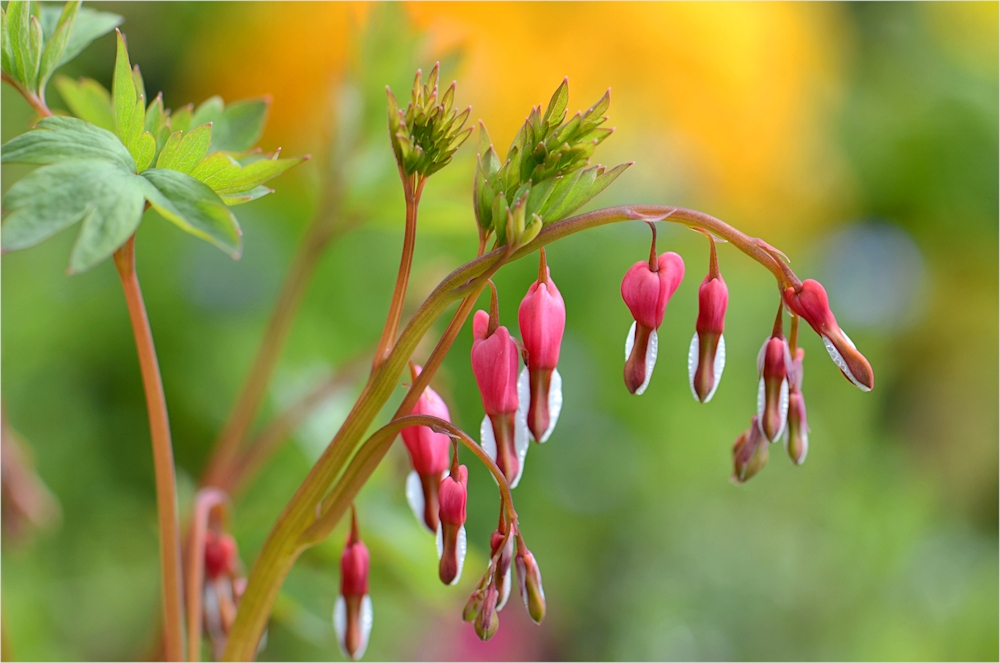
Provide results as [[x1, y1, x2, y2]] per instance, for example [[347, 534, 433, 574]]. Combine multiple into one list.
[[357, 595, 373, 660], [405, 470, 432, 534], [497, 566, 512, 612], [517, 366, 530, 422], [625, 321, 658, 396], [709, 334, 726, 403], [452, 525, 468, 586], [511, 406, 530, 488], [203, 584, 220, 635], [435, 524, 444, 560], [542, 368, 563, 443], [822, 334, 869, 391], [687, 332, 699, 401], [625, 320, 636, 359], [333, 596, 347, 657], [756, 376, 790, 442], [480, 414, 498, 487]]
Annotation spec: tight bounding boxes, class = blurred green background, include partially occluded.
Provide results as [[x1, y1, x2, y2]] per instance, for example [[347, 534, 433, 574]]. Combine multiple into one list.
[[2, 2, 997, 661]]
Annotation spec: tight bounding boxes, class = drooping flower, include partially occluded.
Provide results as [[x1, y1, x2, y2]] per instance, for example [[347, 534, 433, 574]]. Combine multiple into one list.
[[488, 515, 514, 612], [401, 363, 451, 532], [783, 279, 874, 391], [518, 248, 566, 443], [731, 416, 769, 484], [472, 287, 530, 487], [756, 307, 792, 442], [437, 452, 469, 586], [688, 236, 728, 403], [334, 510, 373, 661], [785, 346, 809, 465], [621, 225, 684, 395], [202, 530, 248, 659]]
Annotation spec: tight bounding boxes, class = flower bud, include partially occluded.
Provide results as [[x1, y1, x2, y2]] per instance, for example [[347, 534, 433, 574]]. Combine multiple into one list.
[[785, 348, 809, 465], [688, 273, 728, 403], [334, 517, 372, 661], [518, 251, 566, 442], [757, 335, 791, 442], [401, 364, 451, 532], [437, 465, 469, 585], [475, 585, 500, 641], [783, 279, 874, 391], [472, 308, 530, 487], [463, 589, 484, 623], [515, 549, 546, 624], [732, 417, 769, 484], [490, 528, 514, 611], [204, 531, 237, 580], [785, 390, 809, 465], [621, 251, 685, 394]]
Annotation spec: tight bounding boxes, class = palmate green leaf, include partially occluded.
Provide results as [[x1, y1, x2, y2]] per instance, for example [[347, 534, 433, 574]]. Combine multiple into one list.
[[25, 15, 42, 91], [141, 168, 242, 258], [190, 151, 307, 195], [2, 158, 118, 251], [53, 75, 114, 130], [37, 0, 79, 93], [189, 95, 270, 153], [144, 93, 171, 157], [155, 124, 212, 174], [170, 104, 193, 133], [0, 157, 146, 273], [133, 130, 155, 171], [1, 8, 13, 77], [1, 115, 135, 170], [111, 29, 144, 156]]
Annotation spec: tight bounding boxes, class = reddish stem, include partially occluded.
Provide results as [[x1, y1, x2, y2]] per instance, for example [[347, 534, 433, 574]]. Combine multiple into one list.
[[113, 236, 185, 662]]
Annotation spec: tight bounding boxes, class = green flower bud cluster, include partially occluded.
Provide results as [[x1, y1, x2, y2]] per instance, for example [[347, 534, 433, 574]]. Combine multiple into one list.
[[474, 78, 631, 247], [386, 63, 473, 179]]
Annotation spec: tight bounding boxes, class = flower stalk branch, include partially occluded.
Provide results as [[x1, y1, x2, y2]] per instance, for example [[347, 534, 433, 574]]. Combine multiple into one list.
[[185, 488, 230, 662], [112, 235, 185, 662]]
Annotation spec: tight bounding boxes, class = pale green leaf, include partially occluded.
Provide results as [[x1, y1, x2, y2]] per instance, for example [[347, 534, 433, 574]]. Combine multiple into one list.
[[37, 0, 79, 93], [189, 95, 223, 128], [57, 6, 121, 67], [1, 115, 135, 171], [190, 152, 307, 195], [131, 65, 145, 105], [220, 185, 272, 206], [155, 123, 211, 174], [212, 97, 269, 152], [1, 158, 119, 251], [25, 15, 42, 90], [6, 1, 30, 87], [68, 168, 146, 273], [1, 8, 14, 77], [169, 104, 193, 133], [53, 75, 114, 130], [111, 29, 137, 142], [133, 131, 156, 172], [141, 168, 242, 258]]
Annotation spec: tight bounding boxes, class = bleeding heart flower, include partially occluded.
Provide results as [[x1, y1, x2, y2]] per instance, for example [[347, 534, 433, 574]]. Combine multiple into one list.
[[783, 279, 874, 391], [732, 416, 769, 484], [472, 290, 530, 487], [518, 249, 566, 443], [688, 237, 728, 403], [437, 457, 469, 586], [621, 226, 684, 395], [334, 511, 373, 661], [401, 363, 451, 533]]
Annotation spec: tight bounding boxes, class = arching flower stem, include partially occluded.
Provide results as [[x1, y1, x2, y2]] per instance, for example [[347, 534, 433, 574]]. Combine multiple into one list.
[[185, 488, 231, 662], [222, 204, 807, 661]]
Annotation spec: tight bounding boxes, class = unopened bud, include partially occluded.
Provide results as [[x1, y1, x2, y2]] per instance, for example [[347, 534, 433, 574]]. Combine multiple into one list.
[[463, 589, 484, 623], [515, 549, 546, 624], [437, 465, 469, 585], [490, 530, 514, 611], [785, 390, 809, 465], [475, 586, 500, 641], [335, 516, 372, 661], [757, 334, 791, 442], [688, 273, 728, 403], [732, 417, 769, 484], [204, 531, 237, 580]]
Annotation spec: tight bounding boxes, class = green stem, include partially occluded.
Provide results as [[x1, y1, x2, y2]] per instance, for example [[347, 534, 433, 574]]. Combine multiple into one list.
[[222, 204, 804, 660], [372, 172, 426, 371], [113, 236, 185, 662]]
